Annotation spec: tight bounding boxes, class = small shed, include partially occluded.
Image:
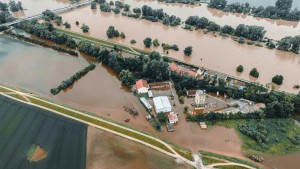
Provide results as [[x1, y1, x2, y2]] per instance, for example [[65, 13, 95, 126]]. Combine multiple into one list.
[[148, 90, 153, 98], [199, 122, 207, 129], [140, 97, 152, 112], [166, 123, 174, 132], [153, 96, 172, 113], [168, 112, 178, 124], [136, 79, 149, 93]]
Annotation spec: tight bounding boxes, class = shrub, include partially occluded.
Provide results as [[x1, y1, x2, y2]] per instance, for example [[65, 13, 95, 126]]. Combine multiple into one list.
[[184, 46, 193, 56], [272, 75, 284, 85], [250, 68, 259, 78], [130, 39, 136, 44], [236, 65, 244, 73]]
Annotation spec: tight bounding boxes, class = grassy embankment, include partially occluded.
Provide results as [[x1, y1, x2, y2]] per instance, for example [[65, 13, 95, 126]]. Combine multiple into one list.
[[199, 150, 263, 169], [56, 28, 150, 56], [217, 119, 300, 155]]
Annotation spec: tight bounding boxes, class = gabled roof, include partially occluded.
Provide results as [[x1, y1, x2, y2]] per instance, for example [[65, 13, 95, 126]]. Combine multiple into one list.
[[168, 113, 178, 122], [136, 79, 148, 89], [169, 62, 182, 74]]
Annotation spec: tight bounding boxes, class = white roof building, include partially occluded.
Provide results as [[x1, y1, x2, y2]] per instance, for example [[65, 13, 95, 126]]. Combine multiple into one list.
[[153, 96, 172, 114], [168, 112, 178, 124]]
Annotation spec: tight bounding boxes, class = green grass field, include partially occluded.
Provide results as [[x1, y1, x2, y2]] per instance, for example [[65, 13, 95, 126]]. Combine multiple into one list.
[[0, 95, 87, 169], [217, 119, 300, 155]]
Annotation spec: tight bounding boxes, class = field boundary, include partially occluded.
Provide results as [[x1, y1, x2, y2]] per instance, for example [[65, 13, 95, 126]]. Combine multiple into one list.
[[0, 85, 196, 167]]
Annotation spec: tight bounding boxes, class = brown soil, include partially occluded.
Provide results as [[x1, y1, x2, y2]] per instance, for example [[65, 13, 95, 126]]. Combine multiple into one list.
[[28, 146, 47, 162]]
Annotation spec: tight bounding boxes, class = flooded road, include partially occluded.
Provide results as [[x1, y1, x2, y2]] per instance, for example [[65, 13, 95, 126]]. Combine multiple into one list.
[[2, 0, 70, 17], [59, 4, 300, 93]]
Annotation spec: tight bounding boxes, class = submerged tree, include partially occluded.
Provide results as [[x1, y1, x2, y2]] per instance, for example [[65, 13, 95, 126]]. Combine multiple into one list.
[[81, 24, 89, 33], [143, 37, 152, 47], [184, 46, 193, 56]]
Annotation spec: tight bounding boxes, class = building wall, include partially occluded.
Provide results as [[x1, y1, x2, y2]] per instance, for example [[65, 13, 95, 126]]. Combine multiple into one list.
[[137, 87, 148, 93], [195, 93, 205, 106]]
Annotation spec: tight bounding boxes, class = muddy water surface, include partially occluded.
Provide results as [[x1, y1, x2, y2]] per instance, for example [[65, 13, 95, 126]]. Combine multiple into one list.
[[2, 0, 70, 17], [59, 5, 300, 93], [86, 126, 194, 169]]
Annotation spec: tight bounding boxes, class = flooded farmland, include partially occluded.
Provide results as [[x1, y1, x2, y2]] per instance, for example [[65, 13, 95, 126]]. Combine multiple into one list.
[[2, 0, 70, 17], [59, 4, 300, 93], [86, 126, 194, 169]]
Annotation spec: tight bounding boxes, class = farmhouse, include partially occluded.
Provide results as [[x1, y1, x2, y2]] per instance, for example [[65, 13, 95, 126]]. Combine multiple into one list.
[[153, 96, 172, 113], [136, 79, 149, 93]]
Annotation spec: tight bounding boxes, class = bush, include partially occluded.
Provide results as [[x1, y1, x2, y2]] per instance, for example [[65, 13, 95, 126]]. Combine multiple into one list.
[[130, 39, 136, 44], [153, 38, 160, 47], [272, 75, 284, 85], [143, 37, 152, 47], [184, 46, 193, 56], [236, 65, 244, 73], [250, 68, 259, 78]]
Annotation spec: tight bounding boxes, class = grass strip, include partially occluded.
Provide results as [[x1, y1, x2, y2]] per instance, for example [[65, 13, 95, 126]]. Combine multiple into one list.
[[27, 97, 172, 153], [199, 150, 263, 169], [56, 28, 150, 55], [6, 93, 28, 102], [202, 156, 225, 165]]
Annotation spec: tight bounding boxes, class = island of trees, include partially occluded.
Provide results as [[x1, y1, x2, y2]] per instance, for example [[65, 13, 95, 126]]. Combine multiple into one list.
[[208, 0, 300, 21]]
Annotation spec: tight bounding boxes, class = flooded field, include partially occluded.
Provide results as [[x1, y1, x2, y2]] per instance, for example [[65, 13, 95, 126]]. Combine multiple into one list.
[[2, 0, 70, 17], [86, 126, 193, 169], [59, 4, 300, 93]]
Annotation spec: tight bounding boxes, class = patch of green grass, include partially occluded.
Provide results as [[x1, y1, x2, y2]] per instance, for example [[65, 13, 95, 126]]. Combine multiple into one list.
[[199, 150, 263, 169], [202, 156, 225, 165], [216, 119, 300, 155], [6, 93, 28, 102], [171, 145, 194, 161], [0, 86, 12, 93], [27, 97, 173, 153]]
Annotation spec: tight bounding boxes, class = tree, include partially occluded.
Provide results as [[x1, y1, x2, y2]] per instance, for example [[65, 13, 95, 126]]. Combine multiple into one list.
[[208, 0, 227, 10], [109, 1, 114, 5], [157, 113, 168, 123], [221, 25, 235, 34], [207, 22, 220, 31], [120, 32, 126, 39], [133, 7, 141, 14], [106, 26, 119, 38], [293, 92, 300, 114], [81, 24, 89, 33], [153, 38, 160, 47], [184, 46, 193, 56], [143, 60, 170, 81], [63, 22, 71, 28], [75, 21, 79, 25], [124, 4, 130, 12], [179, 96, 184, 104], [143, 37, 152, 47], [250, 68, 259, 78], [119, 70, 135, 87], [236, 65, 244, 72], [91, 2, 97, 9], [149, 51, 161, 60], [130, 39, 136, 44], [272, 75, 284, 85]]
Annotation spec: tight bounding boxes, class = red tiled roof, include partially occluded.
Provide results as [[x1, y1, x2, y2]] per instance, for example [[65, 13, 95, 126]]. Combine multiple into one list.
[[188, 70, 196, 76], [136, 79, 148, 89], [169, 62, 182, 74], [168, 113, 178, 121]]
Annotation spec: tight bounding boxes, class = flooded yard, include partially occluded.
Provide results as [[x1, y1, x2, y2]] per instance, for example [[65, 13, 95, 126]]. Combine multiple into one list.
[[58, 4, 300, 93]]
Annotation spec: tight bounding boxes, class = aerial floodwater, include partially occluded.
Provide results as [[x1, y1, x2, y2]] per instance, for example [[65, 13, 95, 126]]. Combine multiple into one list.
[[1, 0, 70, 17], [59, 2, 300, 93]]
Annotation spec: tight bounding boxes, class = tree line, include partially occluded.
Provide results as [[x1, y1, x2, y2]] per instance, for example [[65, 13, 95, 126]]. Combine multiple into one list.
[[208, 0, 300, 21], [158, 0, 198, 5], [5, 31, 78, 56], [50, 64, 96, 95]]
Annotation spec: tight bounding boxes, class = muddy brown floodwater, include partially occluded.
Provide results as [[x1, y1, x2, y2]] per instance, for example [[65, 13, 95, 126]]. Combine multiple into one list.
[[86, 126, 194, 169], [2, 0, 71, 18], [59, 4, 300, 93]]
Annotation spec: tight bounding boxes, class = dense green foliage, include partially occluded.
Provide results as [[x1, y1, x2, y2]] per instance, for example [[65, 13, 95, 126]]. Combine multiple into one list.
[[6, 31, 78, 56], [106, 26, 120, 38], [119, 69, 135, 87], [158, 0, 197, 5], [272, 75, 284, 85], [153, 38, 160, 47], [184, 46, 193, 56], [250, 68, 259, 78], [162, 43, 179, 51], [143, 37, 152, 47], [63, 22, 71, 28], [50, 64, 96, 95], [185, 16, 266, 41], [100, 3, 111, 12], [42, 9, 62, 26], [15, 20, 77, 48], [208, 0, 300, 21], [0, 95, 87, 169], [277, 35, 300, 54], [236, 65, 244, 72], [81, 24, 89, 33], [91, 2, 97, 9], [0, 11, 15, 24], [8, 0, 23, 12]]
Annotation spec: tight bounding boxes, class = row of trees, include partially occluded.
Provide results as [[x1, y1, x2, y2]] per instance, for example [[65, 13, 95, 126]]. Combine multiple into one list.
[[158, 0, 198, 5], [208, 0, 300, 21], [42, 9, 62, 26], [0, 11, 15, 24], [15, 20, 77, 48], [106, 26, 125, 38], [6, 31, 78, 56], [50, 64, 96, 95], [185, 16, 266, 41], [0, 1, 23, 12], [277, 35, 300, 54]]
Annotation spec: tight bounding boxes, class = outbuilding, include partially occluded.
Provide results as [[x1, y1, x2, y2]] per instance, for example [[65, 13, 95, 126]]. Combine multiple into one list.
[[136, 79, 149, 93], [153, 96, 172, 113], [140, 97, 152, 112], [168, 112, 178, 124]]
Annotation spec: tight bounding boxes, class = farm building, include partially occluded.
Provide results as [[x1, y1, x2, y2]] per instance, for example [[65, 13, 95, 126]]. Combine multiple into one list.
[[153, 96, 172, 113], [168, 112, 178, 124], [140, 97, 152, 112], [195, 90, 206, 107], [166, 123, 174, 132], [136, 79, 149, 93], [186, 90, 197, 97], [199, 122, 207, 129]]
